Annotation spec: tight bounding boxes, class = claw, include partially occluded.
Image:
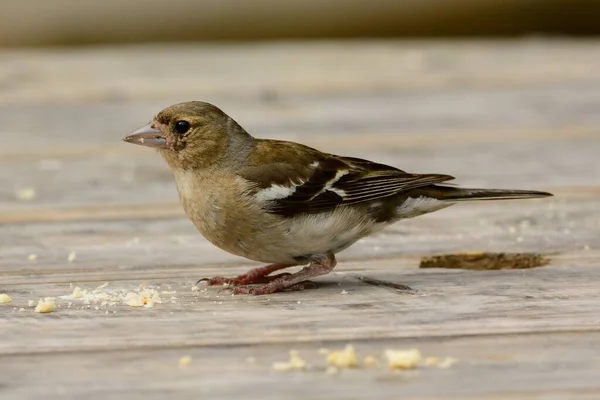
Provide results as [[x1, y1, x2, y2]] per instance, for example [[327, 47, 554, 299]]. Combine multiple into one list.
[[217, 286, 234, 295], [195, 277, 210, 286]]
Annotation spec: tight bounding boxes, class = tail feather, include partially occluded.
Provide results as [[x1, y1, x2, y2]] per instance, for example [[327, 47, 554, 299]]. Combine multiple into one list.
[[415, 185, 553, 202]]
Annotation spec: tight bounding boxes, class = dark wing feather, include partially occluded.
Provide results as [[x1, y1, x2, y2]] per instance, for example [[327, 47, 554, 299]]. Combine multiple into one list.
[[238, 141, 454, 218]]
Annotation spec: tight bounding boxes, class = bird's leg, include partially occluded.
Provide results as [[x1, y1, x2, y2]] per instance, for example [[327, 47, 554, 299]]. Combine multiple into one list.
[[197, 263, 294, 286], [232, 253, 337, 295]]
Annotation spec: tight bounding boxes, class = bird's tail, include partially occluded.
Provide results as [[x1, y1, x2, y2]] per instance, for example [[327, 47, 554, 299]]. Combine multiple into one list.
[[414, 185, 553, 202]]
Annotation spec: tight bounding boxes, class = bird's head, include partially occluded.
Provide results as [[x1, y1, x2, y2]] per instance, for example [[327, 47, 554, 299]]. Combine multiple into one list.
[[123, 101, 252, 170]]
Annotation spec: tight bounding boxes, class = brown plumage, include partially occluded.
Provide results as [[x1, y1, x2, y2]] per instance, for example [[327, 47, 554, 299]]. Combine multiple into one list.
[[123, 101, 553, 295]]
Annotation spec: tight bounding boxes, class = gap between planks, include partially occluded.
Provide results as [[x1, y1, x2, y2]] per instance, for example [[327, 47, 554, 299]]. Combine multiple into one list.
[[0, 189, 596, 224], [1, 124, 597, 163]]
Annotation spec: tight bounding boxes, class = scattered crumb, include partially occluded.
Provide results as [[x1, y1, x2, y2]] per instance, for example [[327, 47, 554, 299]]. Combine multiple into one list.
[[15, 188, 36, 201], [363, 355, 379, 367], [326, 366, 339, 375], [35, 298, 56, 313], [0, 294, 12, 304], [584, 245, 590, 251], [340, 290, 348, 295], [326, 345, 358, 368], [246, 357, 256, 364], [437, 357, 458, 369], [179, 356, 193, 367], [191, 285, 201, 292], [28, 254, 38, 261], [272, 350, 307, 371], [123, 288, 163, 308], [27, 300, 35, 307], [419, 252, 550, 270], [67, 252, 77, 263], [424, 357, 441, 366], [384, 349, 422, 370], [123, 292, 144, 307], [96, 282, 109, 290], [318, 348, 330, 355], [19, 308, 26, 312], [508, 226, 517, 234], [72, 287, 84, 299]]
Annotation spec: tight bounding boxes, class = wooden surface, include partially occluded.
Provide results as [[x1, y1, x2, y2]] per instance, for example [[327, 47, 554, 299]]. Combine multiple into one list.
[[1, 40, 600, 399]]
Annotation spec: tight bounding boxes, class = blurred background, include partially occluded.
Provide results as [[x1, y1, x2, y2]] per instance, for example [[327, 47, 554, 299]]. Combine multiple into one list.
[[1, 0, 599, 46]]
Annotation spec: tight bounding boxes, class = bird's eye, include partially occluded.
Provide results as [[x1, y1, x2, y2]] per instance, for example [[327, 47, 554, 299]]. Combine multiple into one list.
[[174, 120, 191, 134]]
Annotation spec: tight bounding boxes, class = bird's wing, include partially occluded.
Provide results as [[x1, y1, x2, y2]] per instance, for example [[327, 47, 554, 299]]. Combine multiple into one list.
[[239, 149, 454, 218]]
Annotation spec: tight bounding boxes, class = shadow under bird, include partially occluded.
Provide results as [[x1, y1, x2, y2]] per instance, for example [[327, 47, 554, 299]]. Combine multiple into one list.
[[123, 101, 553, 295]]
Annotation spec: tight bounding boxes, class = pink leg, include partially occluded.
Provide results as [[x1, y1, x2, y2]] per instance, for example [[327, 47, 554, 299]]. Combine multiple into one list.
[[197, 263, 294, 286], [232, 254, 337, 295]]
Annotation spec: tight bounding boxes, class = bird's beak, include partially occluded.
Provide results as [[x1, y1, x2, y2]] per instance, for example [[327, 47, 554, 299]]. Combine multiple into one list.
[[123, 122, 167, 148]]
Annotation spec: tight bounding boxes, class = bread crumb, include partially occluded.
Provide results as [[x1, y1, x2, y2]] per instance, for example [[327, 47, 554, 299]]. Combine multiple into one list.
[[437, 357, 458, 369], [96, 282, 109, 290], [67, 251, 77, 263], [35, 298, 56, 313], [245, 357, 256, 364], [0, 293, 12, 304], [15, 188, 36, 201], [28, 254, 38, 261], [123, 292, 145, 307], [424, 357, 441, 366], [179, 356, 192, 367], [318, 348, 330, 355], [71, 287, 84, 299], [28, 300, 35, 307], [384, 349, 422, 370], [326, 366, 339, 375], [340, 290, 348, 295], [363, 355, 379, 367], [19, 308, 26, 312], [123, 288, 163, 308], [326, 345, 358, 368], [272, 350, 307, 371], [191, 285, 201, 292]]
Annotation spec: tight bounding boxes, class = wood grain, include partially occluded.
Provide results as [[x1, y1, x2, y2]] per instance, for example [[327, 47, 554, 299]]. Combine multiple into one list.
[[0, 40, 599, 399]]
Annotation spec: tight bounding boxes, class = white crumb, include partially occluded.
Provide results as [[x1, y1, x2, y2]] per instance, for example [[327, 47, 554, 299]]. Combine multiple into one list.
[[15, 188, 36, 201], [67, 251, 77, 263], [272, 350, 307, 371], [0, 294, 12, 304], [28, 254, 38, 261], [35, 298, 56, 313], [179, 355, 192, 367], [384, 349, 422, 370], [326, 345, 358, 368]]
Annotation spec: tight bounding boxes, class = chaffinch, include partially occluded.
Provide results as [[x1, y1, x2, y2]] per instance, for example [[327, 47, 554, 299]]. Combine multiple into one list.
[[124, 101, 552, 295]]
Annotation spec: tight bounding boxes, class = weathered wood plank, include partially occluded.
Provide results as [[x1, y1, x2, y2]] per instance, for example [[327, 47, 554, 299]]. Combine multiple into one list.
[[1, 196, 597, 278], [2, 252, 600, 356], [1, 332, 600, 400], [0, 40, 599, 399], [1, 41, 599, 105]]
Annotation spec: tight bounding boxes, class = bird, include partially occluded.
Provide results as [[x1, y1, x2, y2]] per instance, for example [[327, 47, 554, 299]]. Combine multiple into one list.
[[123, 101, 553, 295]]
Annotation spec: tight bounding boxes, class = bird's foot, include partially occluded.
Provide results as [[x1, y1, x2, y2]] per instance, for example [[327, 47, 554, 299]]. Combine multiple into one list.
[[229, 253, 337, 295], [196, 263, 293, 287]]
